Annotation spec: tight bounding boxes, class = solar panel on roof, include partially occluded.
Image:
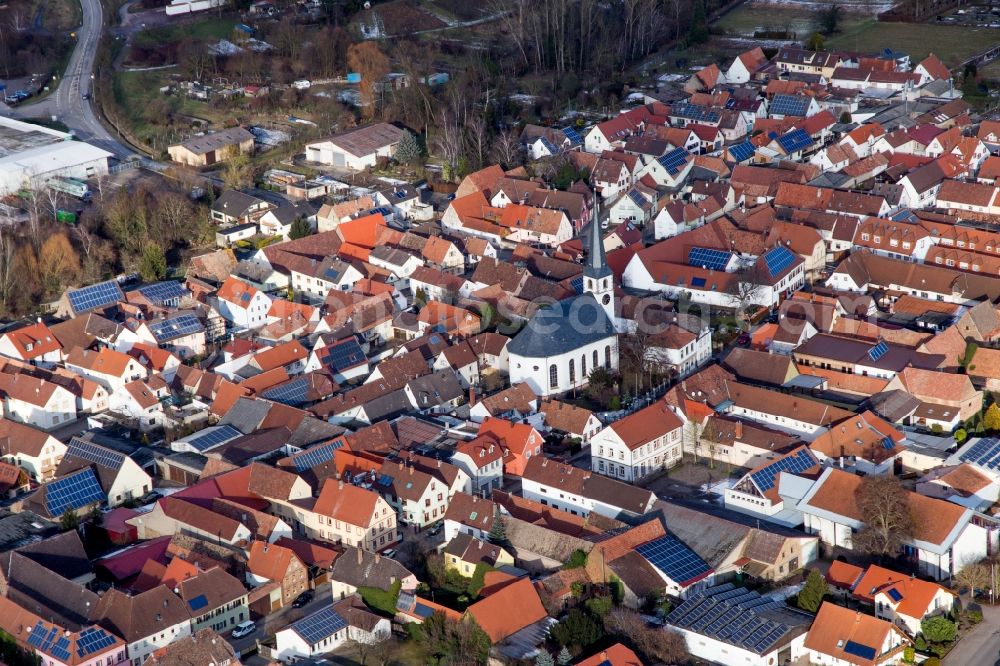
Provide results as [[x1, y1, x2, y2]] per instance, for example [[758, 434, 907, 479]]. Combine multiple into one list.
[[671, 102, 720, 124], [749, 448, 818, 493], [729, 141, 755, 163], [293, 438, 345, 472], [777, 128, 814, 154], [539, 136, 559, 154], [76, 627, 116, 657], [763, 246, 796, 277], [658, 147, 690, 176], [292, 606, 347, 645], [770, 94, 810, 117], [844, 641, 876, 660], [688, 247, 733, 271], [188, 594, 209, 611], [882, 436, 895, 450], [887, 587, 903, 602], [961, 438, 1000, 467], [67, 280, 124, 314], [261, 377, 311, 406], [691, 277, 707, 288], [868, 340, 889, 362], [562, 127, 583, 144], [44, 468, 105, 517], [627, 190, 647, 207], [66, 438, 126, 470], [150, 314, 204, 342], [51, 636, 71, 661], [27, 622, 52, 649], [636, 534, 712, 586], [185, 425, 241, 452], [322, 338, 367, 372], [138, 281, 187, 305]]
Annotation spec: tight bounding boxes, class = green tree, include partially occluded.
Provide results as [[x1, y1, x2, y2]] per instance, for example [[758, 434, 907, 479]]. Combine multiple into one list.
[[985, 403, 1000, 432], [395, 129, 422, 165], [585, 595, 613, 617], [551, 609, 602, 649], [796, 569, 828, 613], [487, 510, 506, 544], [557, 646, 572, 665], [817, 3, 842, 34], [60, 508, 79, 532], [806, 32, 825, 51], [288, 217, 311, 240], [921, 616, 957, 643], [535, 651, 554, 666], [138, 243, 167, 281], [954, 428, 968, 444]]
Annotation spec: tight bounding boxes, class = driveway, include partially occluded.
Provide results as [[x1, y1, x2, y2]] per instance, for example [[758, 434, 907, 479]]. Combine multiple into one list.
[[944, 603, 1000, 666], [226, 585, 333, 655]]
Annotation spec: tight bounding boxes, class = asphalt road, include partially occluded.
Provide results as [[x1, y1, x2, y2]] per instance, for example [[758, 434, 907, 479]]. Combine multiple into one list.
[[944, 604, 1000, 666], [3, 0, 135, 160]]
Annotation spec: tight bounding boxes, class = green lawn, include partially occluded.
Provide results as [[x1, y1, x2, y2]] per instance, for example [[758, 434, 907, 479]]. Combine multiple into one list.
[[134, 17, 238, 47], [826, 20, 1000, 66], [715, 4, 867, 39]]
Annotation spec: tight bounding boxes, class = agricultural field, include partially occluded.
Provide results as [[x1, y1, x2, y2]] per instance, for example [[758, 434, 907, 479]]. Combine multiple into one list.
[[826, 19, 1000, 65]]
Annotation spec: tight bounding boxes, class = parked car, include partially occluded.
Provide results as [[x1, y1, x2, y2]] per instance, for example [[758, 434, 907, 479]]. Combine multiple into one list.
[[427, 524, 443, 537], [292, 590, 314, 608], [231, 621, 256, 639], [381, 548, 398, 558]]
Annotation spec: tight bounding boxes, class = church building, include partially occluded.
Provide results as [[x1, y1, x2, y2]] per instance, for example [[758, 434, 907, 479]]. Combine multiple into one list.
[[507, 217, 620, 397]]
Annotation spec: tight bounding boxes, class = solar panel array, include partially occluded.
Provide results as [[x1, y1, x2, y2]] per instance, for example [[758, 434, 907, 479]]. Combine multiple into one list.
[[185, 425, 242, 452], [770, 94, 810, 117], [959, 437, 1000, 469], [150, 314, 204, 342], [844, 640, 877, 660], [658, 147, 690, 176], [562, 127, 583, 145], [539, 137, 558, 154], [688, 247, 733, 271], [188, 594, 209, 611], [627, 190, 647, 207], [262, 377, 311, 406], [321, 338, 366, 372], [777, 128, 813, 154], [636, 534, 712, 585], [887, 587, 903, 602], [138, 281, 187, 305], [28, 622, 63, 656], [868, 340, 889, 362], [750, 448, 818, 493], [66, 437, 126, 470], [76, 627, 117, 658], [45, 468, 105, 517], [292, 606, 348, 645], [671, 103, 720, 124], [667, 584, 792, 655], [763, 246, 796, 277], [67, 280, 124, 314], [729, 141, 756, 163], [292, 438, 346, 472]]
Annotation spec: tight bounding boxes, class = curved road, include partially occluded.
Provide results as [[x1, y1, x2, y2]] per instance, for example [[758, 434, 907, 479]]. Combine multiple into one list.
[[4, 0, 136, 160]]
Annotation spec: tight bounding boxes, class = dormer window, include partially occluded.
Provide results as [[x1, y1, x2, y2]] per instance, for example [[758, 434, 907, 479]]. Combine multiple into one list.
[[873, 236, 881, 244]]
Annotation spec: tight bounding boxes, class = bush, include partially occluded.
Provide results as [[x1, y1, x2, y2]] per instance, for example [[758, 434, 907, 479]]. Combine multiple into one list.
[[585, 596, 613, 618], [914, 635, 928, 651], [924, 658, 941, 666], [550, 609, 602, 649], [921, 616, 957, 644], [903, 646, 915, 663], [965, 609, 983, 624], [563, 550, 588, 569]]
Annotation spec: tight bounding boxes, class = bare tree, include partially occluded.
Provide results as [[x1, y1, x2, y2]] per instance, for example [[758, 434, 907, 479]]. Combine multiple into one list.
[[8, 9, 29, 33], [726, 259, 769, 330], [955, 560, 991, 599], [465, 114, 491, 170], [0, 227, 17, 313], [490, 129, 522, 169], [434, 108, 464, 182], [853, 475, 914, 559], [604, 608, 688, 664]]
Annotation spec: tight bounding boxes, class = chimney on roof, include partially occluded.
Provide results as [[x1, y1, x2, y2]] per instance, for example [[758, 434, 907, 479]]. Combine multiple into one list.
[[735, 421, 743, 439], [468, 386, 476, 407], [357, 547, 363, 564], [338, 479, 344, 490]]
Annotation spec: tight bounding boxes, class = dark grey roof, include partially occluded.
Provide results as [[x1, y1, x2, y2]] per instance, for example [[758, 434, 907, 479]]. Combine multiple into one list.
[[211, 190, 265, 216], [583, 217, 611, 281], [329, 546, 414, 590], [218, 397, 271, 433], [507, 292, 615, 358], [161, 451, 209, 474], [406, 370, 463, 408], [17, 530, 92, 581], [2, 551, 99, 630], [360, 389, 415, 422], [0, 510, 58, 552], [287, 417, 347, 448]]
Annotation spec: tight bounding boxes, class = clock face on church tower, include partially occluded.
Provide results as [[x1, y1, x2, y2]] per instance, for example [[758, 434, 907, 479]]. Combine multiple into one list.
[[602, 294, 611, 305]]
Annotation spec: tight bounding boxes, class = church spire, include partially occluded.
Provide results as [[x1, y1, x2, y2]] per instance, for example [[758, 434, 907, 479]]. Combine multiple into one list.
[[584, 194, 611, 280]]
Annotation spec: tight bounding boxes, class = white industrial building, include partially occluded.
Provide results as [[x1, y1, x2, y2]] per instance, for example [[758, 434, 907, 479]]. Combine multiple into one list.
[[0, 116, 111, 196]]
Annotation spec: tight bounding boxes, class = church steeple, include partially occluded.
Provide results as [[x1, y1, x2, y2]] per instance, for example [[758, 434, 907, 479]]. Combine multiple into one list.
[[583, 193, 615, 322]]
